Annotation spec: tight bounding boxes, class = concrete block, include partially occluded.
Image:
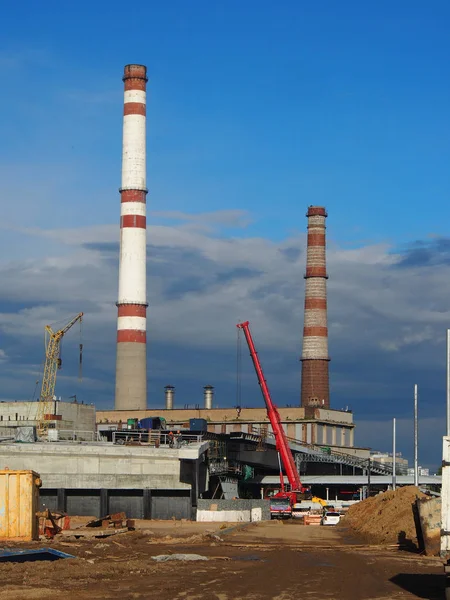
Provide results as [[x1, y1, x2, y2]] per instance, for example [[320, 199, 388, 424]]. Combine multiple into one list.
[[197, 510, 251, 522], [251, 507, 262, 521], [197, 499, 270, 521]]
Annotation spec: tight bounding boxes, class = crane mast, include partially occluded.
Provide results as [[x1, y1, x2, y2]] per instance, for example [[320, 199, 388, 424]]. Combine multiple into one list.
[[37, 312, 83, 436], [237, 321, 305, 494]]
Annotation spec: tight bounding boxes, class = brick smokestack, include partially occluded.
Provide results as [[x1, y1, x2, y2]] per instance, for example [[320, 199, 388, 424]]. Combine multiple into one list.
[[300, 206, 330, 408], [115, 64, 148, 410]]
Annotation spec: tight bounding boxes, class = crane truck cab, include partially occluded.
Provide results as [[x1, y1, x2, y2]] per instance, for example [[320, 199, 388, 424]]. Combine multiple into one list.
[[269, 496, 292, 519]]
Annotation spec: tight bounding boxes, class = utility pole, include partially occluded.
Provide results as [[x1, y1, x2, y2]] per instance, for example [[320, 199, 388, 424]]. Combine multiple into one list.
[[392, 418, 396, 491], [367, 458, 371, 499], [414, 384, 419, 487], [447, 330, 450, 436]]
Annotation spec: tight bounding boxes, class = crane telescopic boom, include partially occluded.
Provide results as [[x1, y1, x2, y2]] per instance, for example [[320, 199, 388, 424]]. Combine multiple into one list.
[[237, 320, 306, 494]]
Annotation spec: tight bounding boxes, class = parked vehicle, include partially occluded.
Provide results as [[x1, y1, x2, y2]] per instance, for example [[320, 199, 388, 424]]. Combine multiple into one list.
[[321, 512, 341, 526], [269, 496, 292, 519]]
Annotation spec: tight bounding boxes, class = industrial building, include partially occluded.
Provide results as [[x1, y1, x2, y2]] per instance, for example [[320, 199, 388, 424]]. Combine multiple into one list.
[[97, 404, 356, 450], [0, 63, 421, 522], [0, 400, 95, 441], [370, 451, 409, 475]]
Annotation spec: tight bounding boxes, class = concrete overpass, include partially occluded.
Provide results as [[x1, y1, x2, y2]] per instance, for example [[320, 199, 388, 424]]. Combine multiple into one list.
[[229, 431, 392, 476], [252, 475, 442, 486], [0, 440, 210, 520]]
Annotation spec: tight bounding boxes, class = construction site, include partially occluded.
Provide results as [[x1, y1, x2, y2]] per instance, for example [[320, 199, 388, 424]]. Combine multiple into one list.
[[0, 64, 446, 599]]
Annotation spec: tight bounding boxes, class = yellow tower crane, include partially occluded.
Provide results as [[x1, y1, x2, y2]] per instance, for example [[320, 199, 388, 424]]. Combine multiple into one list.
[[37, 312, 84, 436]]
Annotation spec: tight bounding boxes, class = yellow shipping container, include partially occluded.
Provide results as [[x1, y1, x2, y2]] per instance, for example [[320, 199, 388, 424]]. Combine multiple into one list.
[[0, 468, 41, 541]]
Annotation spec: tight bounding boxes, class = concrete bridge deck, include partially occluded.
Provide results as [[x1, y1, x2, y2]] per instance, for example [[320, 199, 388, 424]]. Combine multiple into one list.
[[0, 440, 209, 489]]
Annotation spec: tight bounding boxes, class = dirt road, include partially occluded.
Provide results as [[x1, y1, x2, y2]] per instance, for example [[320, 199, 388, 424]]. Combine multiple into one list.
[[0, 520, 445, 599]]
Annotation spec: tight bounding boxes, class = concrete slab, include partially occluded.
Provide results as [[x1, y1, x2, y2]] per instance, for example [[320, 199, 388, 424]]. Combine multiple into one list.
[[0, 441, 209, 490]]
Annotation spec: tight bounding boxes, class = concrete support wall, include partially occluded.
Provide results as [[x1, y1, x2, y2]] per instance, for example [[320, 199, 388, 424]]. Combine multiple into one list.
[[40, 488, 192, 520], [196, 499, 270, 522]]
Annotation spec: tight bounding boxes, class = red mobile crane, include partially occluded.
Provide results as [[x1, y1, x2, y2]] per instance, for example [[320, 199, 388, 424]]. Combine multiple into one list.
[[237, 320, 311, 518]]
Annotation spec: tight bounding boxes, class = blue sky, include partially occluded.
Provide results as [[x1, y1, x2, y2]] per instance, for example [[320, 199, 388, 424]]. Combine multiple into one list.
[[1, 1, 450, 470]]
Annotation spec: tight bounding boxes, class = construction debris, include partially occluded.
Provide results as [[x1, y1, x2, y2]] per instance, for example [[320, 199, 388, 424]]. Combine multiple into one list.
[[151, 554, 209, 562], [304, 515, 322, 526], [86, 512, 134, 530], [37, 509, 70, 539], [59, 528, 130, 539]]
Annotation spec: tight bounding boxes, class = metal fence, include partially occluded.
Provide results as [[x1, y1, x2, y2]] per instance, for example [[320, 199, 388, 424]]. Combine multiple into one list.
[[50, 429, 97, 442], [111, 430, 203, 447]]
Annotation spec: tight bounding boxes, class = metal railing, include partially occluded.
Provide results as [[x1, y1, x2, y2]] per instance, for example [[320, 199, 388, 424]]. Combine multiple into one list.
[[111, 430, 203, 447], [249, 425, 394, 476], [49, 429, 97, 442]]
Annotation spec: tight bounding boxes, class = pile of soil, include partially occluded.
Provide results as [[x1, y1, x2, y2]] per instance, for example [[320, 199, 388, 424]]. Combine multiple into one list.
[[345, 486, 426, 545]]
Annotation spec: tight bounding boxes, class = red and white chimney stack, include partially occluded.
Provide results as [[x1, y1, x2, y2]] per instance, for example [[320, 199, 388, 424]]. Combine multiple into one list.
[[300, 206, 330, 409], [115, 64, 148, 410]]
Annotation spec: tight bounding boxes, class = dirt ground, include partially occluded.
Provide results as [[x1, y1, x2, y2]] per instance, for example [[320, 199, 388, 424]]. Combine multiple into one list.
[[0, 518, 445, 600], [345, 486, 426, 546]]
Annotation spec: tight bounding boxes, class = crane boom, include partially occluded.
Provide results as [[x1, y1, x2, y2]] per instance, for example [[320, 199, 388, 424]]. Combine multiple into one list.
[[37, 312, 83, 436], [237, 321, 305, 493]]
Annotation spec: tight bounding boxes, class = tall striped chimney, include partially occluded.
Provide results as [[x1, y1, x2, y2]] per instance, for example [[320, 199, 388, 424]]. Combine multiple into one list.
[[300, 206, 330, 408], [115, 64, 148, 410]]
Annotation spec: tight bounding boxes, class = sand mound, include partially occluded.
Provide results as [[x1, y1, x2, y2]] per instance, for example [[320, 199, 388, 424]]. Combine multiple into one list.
[[345, 486, 426, 545]]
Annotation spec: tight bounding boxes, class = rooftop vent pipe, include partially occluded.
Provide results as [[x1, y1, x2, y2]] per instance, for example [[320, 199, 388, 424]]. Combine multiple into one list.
[[165, 385, 175, 410], [204, 385, 214, 409]]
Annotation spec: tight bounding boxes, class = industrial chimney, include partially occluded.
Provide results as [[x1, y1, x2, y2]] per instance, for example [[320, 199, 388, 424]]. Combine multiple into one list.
[[300, 206, 330, 408], [204, 385, 214, 409], [165, 385, 175, 410], [115, 64, 148, 410]]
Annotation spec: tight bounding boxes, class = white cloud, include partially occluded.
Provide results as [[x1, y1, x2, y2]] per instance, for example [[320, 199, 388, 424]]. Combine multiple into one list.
[[0, 211, 449, 468], [1, 214, 449, 358]]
